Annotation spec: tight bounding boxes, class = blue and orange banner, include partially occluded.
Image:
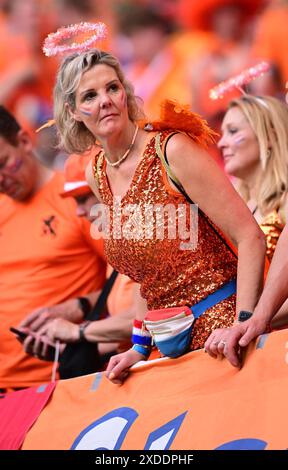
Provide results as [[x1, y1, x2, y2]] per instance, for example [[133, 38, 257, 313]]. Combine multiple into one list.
[[4, 329, 288, 450]]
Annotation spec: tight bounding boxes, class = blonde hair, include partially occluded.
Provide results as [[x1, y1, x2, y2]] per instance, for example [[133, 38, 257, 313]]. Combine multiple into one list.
[[54, 49, 144, 154], [228, 95, 288, 215]]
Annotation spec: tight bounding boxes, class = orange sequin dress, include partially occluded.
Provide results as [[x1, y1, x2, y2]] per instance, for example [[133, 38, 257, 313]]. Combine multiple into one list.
[[260, 210, 284, 264], [94, 130, 237, 350]]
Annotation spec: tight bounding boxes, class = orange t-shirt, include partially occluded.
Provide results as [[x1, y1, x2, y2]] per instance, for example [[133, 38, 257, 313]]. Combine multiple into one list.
[[106, 266, 134, 317], [106, 266, 135, 353], [0, 172, 106, 389]]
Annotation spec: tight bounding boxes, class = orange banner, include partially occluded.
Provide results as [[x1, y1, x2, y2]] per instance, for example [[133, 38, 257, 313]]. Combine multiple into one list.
[[22, 329, 288, 450]]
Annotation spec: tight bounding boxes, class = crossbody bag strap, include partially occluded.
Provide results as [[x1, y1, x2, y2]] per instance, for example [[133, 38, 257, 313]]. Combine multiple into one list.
[[155, 132, 182, 188], [86, 269, 119, 321], [155, 132, 237, 259]]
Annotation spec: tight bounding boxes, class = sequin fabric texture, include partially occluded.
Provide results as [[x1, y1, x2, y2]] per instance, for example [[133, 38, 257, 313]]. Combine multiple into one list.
[[260, 210, 284, 263], [94, 131, 237, 349]]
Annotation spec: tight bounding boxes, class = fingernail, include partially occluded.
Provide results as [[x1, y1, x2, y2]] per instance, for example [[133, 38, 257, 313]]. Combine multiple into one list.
[[109, 372, 115, 380]]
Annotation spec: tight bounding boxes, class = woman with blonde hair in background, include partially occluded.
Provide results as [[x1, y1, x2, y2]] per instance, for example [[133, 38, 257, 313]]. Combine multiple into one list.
[[218, 94, 288, 263], [217, 94, 288, 334]]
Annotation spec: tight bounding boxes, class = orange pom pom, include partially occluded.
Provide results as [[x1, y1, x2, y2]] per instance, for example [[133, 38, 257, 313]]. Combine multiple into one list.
[[140, 99, 217, 148]]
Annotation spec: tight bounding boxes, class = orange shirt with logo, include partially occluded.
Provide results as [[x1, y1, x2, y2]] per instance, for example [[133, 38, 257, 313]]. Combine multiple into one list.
[[0, 172, 106, 389]]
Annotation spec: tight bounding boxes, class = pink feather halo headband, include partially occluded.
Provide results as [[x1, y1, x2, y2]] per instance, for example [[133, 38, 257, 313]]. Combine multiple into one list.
[[43, 21, 108, 57], [209, 62, 271, 100]]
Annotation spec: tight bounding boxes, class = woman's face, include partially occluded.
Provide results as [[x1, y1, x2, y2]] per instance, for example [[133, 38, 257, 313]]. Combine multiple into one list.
[[218, 106, 260, 179], [73, 64, 129, 139]]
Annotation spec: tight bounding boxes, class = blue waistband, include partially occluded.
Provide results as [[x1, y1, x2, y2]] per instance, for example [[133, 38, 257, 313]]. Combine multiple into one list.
[[191, 279, 236, 319]]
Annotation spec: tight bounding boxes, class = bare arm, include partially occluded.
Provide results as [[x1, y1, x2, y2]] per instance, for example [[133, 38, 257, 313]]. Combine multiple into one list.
[[238, 223, 288, 347], [165, 134, 266, 368], [105, 284, 149, 384], [18, 290, 102, 332], [270, 300, 288, 330], [21, 304, 134, 360], [85, 309, 134, 342], [166, 133, 266, 315], [29, 307, 133, 344], [133, 283, 148, 321]]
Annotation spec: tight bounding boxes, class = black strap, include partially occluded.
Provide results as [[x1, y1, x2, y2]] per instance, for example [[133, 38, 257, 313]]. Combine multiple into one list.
[[163, 133, 237, 259], [86, 269, 119, 321]]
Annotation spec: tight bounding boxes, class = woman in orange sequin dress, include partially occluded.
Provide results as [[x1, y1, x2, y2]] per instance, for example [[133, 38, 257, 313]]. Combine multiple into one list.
[[53, 49, 266, 381]]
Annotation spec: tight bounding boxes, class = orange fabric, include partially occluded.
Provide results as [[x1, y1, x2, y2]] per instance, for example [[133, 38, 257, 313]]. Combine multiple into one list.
[[0, 172, 106, 389], [105, 265, 134, 353], [177, 0, 265, 31], [0, 36, 34, 123], [22, 328, 288, 450], [251, 4, 288, 87], [158, 132, 237, 259], [126, 31, 212, 121], [0, 21, 56, 130], [189, 38, 248, 120], [141, 99, 217, 148], [260, 210, 285, 264], [106, 271, 134, 318], [96, 131, 237, 306], [96, 131, 237, 350], [0, 30, 31, 76]]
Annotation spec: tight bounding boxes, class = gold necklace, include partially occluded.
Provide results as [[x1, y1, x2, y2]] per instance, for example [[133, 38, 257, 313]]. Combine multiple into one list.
[[104, 125, 139, 167]]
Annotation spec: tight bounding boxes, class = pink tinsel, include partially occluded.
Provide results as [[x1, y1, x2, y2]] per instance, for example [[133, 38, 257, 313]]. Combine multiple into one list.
[[209, 62, 271, 100], [43, 22, 108, 57]]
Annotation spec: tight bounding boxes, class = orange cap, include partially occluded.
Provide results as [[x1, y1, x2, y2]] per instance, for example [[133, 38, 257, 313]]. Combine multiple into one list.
[[60, 153, 92, 198]]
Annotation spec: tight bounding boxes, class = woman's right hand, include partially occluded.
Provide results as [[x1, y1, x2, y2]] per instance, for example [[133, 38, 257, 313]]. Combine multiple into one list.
[[106, 348, 146, 384], [204, 315, 269, 367]]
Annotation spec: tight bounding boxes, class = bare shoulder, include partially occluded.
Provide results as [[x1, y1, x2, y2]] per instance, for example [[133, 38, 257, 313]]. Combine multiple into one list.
[[164, 131, 243, 211], [165, 132, 215, 171]]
